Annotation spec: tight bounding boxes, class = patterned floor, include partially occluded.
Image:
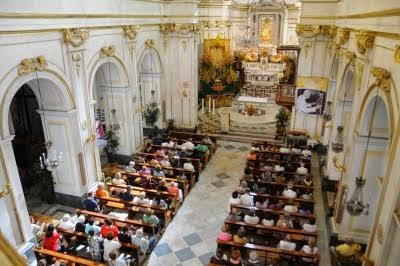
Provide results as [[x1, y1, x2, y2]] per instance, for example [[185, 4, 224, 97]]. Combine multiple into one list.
[[146, 140, 249, 266]]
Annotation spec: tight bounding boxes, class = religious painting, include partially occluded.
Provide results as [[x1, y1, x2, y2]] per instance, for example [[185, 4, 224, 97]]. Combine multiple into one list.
[[260, 17, 274, 44], [296, 77, 328, 115]]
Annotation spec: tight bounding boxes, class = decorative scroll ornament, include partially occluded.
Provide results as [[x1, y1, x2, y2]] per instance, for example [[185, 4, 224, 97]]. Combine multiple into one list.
[[338, 28, 350, 45], [100, 45, 116, 57], [159, 23, 176, 35], [377, 223, 384, 244], [302, 41, 312, 58], [355, 62, 364, 90], [145, 39, 155, 49], [332, 154, 346, 172], [63, 28, 89, 47], [371, 66, 391, 91], [18, 56, 47, 75], [295, 24, 321, 38], [176, 23, 201, 35], [71, 53, 82, 76], [201, 21, 212, 29], [394, 45, 400, 63], [322, 25, 337, 38], [344, 51, 356, 66], [355, 31, 375, 54], [122, 25, 140, 40], [326, 42, 341, 56], [0, 183, 11, 198]]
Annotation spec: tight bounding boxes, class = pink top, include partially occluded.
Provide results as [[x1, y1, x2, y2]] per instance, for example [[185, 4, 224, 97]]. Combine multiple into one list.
[[217, 231, 233, 242]]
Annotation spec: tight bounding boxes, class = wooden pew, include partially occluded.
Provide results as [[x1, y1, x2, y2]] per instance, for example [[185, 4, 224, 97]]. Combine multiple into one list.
[[230, 204, 316, 220], [33, 247, 107, 266], [76, 209, 155, 235], [55, 227, 140, 266], [106, 183, 171, 200], [138, 152, 203, 173], [240, 179, 314, 191], [151, 144, 209, 166], [236, 190, 315, 205], [168, 130, 217, 143]]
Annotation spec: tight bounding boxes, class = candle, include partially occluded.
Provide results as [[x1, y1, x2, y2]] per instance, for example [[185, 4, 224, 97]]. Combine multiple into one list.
[[208, 97, 211, 113], [201, 98, 204, 114]]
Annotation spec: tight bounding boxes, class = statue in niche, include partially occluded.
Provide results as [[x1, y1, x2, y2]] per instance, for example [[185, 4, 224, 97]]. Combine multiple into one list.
[[260, 18, 273, 44]]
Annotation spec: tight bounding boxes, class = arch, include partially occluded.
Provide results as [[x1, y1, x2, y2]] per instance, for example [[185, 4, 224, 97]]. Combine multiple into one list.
[[137, 45, 163, 75], [327, 54, 340, 102], [0, 68, 75, 138], [337, 64, 355, 102]]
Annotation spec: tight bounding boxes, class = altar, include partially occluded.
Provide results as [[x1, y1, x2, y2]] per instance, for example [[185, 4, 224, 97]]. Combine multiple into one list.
[[233, 95, 272, 116]]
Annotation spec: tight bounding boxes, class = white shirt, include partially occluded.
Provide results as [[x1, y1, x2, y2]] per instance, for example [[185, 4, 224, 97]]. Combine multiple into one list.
[[262, 219, 274, 227], [302, 150, 312, 157], [103, 239, 121, 261], [108, 258, 127, 266], [244, 215, 260, 225], [132, 235, 150, 253], [58, 219, 76, 230], [284, 205, 298, 213], [303, 223, 317, 232], [240, 194, 254, 207], [278, 240, 296, 251], [182, 141, 195, 151], [229, 197, 242, 205], [302, 245, 318, 262], [274, 165, 285, 172], [296, 94, 318, 114], [160, 160, 171, 167], [112, 178, 126, 192], [183, 162, 194, 172], [279, 148, 290, 154], [282, 189, 297, 198], [291, 148, 301, 154], [296, 166, 308, 175]]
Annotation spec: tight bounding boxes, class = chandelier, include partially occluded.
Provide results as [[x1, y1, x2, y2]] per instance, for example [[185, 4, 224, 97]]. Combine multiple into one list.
[[236, 0, 257, 49], [35, 71, 62, 171], [332, 87, 348, 153], [108, 60, 121, 131], [346, 88, 380, 216]]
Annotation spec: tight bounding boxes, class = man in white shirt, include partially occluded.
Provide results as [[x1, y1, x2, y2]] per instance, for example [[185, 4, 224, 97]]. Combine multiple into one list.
[[182, 138, 195, 151], [183, 161, 195, 172], [58, 214, 76, 230], [282, 187, 297, 199], [103, 233, 121, 261], [112, 172, 126, 194], [296, 162, 308, 175], [302, 237, 318, 263], [160, 156, 171, 167], [283, 203, 298, 213], [244, 211, 260, 225], [302, 149, 312, 158], [278, 234, 296, 251], [303, 217, 317, 233], [240, 189, 254, 207]]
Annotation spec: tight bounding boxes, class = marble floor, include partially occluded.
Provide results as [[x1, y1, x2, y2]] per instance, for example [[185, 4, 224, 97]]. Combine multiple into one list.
[[146, 140, 249, 266]]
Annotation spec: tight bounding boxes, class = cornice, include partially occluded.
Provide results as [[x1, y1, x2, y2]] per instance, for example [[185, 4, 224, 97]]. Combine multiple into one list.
[[300, 7, 400, 20]]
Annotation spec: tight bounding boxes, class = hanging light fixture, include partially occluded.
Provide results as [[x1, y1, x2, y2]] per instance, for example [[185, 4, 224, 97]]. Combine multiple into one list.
[[346, 88, 379, 216], [36, 71, 62, 171], [237, 0, 257, 49], [323, 101, 332, 121], [331, 79, 349, 153], [107, 60, 121, 131]]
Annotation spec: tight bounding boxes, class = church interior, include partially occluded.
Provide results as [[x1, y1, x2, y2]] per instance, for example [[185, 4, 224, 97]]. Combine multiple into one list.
[[0, 0, 399, 265]]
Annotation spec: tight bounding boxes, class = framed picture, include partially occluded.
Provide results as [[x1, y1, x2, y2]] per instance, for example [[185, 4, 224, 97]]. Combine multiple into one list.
[[296, 88, 325, 115]]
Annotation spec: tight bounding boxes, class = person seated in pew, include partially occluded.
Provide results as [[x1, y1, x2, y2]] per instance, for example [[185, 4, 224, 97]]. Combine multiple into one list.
[[268, 198, 284, 211], [227, 208, 243, 222], [85, 217, 101, 235], [217, 224, 233, 242], [152, 164, 165, 178], [74, 215, 86, 233], [243, 167, 253, 181], [209, 248, 228, 265], [83, 192, 100, 212], [302, 217, 317, 233], [168, 147, 179, 159], [196, 139, 209, 153], [278, 234, 296, 256], [87, 229, 103, 261], [255, 197, 268, 209], [261, 171, 273, 182], [247, 148, 257, 161], [244, 210, 260, 225], [296, 162, 309, 175], [142, 208, 160, 232], [101, 218, 119, 238], [152, 193, 168, 209], [299, 202, 312, 216], [126, 161, 137, 173], [279, 147, 290, 154], [131, 227, 156, 255], [182, 138, 195, 151], [301, 149, 312, 158], [178, 146, 189, 158], [133, 191, 152, 205], [233, 226, 248, 245], [262, 213, 275, 227], [139, 166, 151, 176], [300, 189, 313, 200], [229, 248, 243, 266], [160, 156, 171, 168], [274, 164, 285, 172], [96, 182, 108, 198], [121, 185, 134, 202], [302, 237, 319, 264], [43, 224, 63, 252], [143, 142, 153, 153], [157, 179, 168, 192], [202, 133, 214, 147], [103, 232, 121, 261], [330, 238, 358, 262], [112, 172, 127, 195], [155, 146, 165, 159], [150, 157, 160, 166], [108, 249, 129, 266], [58, 213, 76, 230], [183, 160, 195, 172], [282, 182, 297, 199], [118, 226, 132, 244], [133, 154, 146, 164], [283, 200, 299, 213], [240, 188, 254, 207], [237, 181, 248, 193], [247, 250, 261, 266], [277, 214, 294, 229], [229, 191, 242, 208]]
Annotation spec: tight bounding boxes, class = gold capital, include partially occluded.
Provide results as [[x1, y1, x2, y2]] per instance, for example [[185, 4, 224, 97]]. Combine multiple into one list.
[[100, 45, 116, 57], [159, 23, 176, 35], [355, 31, 375, 54], [344, 51, 356, 66], [337, 27, 350, 45], [371, 66, 391, 91], [122, 25, 140, 40], [296, 24, 321, 38], [322, 25, 337, 38], [18, 56, 48, 75], [63, 28, 89, 47]]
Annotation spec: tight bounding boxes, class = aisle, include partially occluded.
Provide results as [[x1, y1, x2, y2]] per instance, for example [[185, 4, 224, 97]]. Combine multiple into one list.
[[147, 140, 249, 266]]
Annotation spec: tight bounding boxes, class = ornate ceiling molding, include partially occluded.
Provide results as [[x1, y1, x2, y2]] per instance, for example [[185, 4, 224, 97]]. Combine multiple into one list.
[[18, 56, 47, 75], [337, 28, 350, 45], [100, 45, 116, 57], [355, 31, 375, 54], [63, 28, 89, 47], [122, 25, 140, 40], [371, 66, 391, 92], [296, 24, 321, 38]]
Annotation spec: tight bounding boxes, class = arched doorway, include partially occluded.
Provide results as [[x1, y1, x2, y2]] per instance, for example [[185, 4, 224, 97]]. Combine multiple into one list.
[[138, 47, 163, 130]]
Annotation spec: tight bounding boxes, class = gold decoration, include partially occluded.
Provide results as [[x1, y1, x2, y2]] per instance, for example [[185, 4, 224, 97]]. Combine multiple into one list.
[[356, 62, 364, 90], [181, 39, 188, 50], [176, 23, 201, 35], [122, 25, 140, 40], [63, 28, 89, 47], [332, 155, 346, 172], [322, 25, 337, 38], [0, 183, 11, 198], [326, 42, 341, 55], [338, 28, 351, 45], [200, 21, 212, 29], [18, 56, 47, 75], [145, 39, 155, 49], [85, 133, 97, 143], [296, 24, 321, 38], [371, 66, 391, 91], [296, 76, 329, 92], [355, 31, 375, 54], [159, 23, 176, 35], [344, 51, 357, 66], [394, 45, 400, 63], [100, 45, 116, 57], [377, 223, 384, 244]]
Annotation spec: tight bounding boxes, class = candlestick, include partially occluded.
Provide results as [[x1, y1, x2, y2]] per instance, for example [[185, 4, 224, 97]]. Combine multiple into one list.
[[201, 98, 204, 115], [208, 97, 211, 113]]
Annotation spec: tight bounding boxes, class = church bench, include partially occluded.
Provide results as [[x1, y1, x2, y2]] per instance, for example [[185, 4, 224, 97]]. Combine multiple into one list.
[[253, 150, 311, 161], [121, 170, 190, 198], [133, 162, 195, 185], [151, 144, 209, 165], [76, 209, 155, 235], [157, 137, 216, 155], [168, 130, 217, 143], [224, 219, 317, 239], [216, 240, 318, 265], [105, 183, 171, 201], [236, 190, 315, 204], [33, 247, 107, 266], [138, 152, 203, 172], [229, 204, 316, 220], [55, 227, 140, 266], [240, 178, 314, 191], [254, 158, 312, 167], [248, 167, 311, 178]]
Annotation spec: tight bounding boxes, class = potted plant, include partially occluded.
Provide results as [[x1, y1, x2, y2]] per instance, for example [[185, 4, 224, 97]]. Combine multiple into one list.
[[275, 107, 289, 138], [104, 127, 120, 163], [29, 162, 56, 204], [142, 91, 160, 128], [166, 118, 176, 131]]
